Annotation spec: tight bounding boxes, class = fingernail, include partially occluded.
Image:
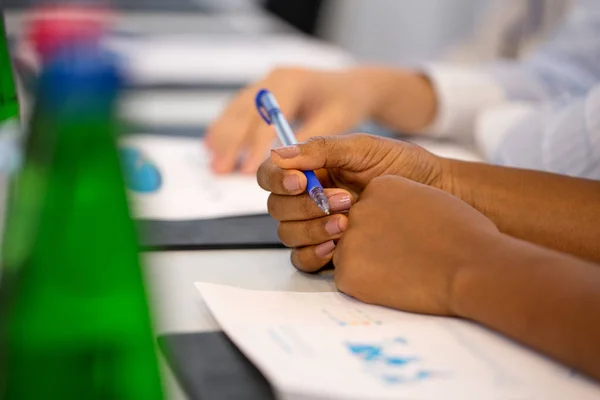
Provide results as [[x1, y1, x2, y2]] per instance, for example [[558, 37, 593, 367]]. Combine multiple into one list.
[[328, 193, 352, 212], [272, 145, 301, 159], [325, 218, 343, 235], [315, 240, 336, 258], [283, 175, 301, 192]]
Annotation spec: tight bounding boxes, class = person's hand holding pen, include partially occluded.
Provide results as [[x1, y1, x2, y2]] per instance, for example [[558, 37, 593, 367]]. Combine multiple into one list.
[[257, 134, 446, 271], [259, 133, 600, 273], [205, 67, 437, 174]]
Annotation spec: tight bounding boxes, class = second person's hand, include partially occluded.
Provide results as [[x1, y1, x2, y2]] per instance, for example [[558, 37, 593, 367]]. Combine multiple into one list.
[[206, 67, 437, 174], [206, 68, 375, 174]]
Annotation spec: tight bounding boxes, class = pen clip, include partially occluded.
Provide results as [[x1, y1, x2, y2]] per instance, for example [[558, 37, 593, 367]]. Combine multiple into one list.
[[255, 89, 273, 125]]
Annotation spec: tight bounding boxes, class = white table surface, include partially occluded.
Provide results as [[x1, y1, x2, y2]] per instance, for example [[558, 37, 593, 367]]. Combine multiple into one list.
[[144, 249, 336, 335], [144, 249, 337, 399]]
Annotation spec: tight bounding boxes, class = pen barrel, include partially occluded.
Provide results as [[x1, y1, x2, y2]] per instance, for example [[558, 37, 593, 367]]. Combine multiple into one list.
[[271, 112, 297, 147], [304, 170, 322, 190]]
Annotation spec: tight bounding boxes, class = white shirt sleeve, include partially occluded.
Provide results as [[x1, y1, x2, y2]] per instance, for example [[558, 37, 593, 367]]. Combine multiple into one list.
[[418, 0, 600, 145], [485, 85, 600, 180], [418, 64, 508, 142]]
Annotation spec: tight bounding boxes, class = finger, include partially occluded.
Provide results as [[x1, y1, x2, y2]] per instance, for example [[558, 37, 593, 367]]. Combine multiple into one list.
[[240, 124, 277, 174], [290, 241, 336, 273], [270, 133, 391, 172], [257, 158, 308, 195], [268, 189, 353, 222], [278, 214, 348, 248], [206, 89, 257, 173], [295, 103, 359, 143], [257, 158, 334, 195]]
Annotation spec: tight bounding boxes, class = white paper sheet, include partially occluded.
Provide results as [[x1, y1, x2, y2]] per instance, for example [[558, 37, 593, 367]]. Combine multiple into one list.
[[195, 282, 600, 400], [120, 135, 269, 220]]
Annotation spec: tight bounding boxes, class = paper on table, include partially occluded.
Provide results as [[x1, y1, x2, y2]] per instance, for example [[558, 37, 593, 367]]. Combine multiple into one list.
[[195, 282, 600, 400], [120, 135, 269, 220]]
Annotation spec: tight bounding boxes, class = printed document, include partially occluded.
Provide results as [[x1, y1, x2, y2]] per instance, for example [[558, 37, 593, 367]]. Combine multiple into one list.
[[196, 283, 600, 400], [121, 135, 269, 220]]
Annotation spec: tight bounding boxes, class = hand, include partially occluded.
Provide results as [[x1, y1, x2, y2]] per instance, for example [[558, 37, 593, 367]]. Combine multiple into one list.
[[333, 175, 501, 316], [257, 134, 447, 272], [206, 67, 436, 174], [206, 68, 375, 174]]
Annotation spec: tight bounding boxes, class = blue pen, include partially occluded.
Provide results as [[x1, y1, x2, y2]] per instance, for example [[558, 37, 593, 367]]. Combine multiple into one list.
[[256, 89, 331, 215]]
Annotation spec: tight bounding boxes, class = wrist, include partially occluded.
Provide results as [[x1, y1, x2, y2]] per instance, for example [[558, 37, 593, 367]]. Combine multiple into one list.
[[443, 159, 500, 221], [346, 66, 438, 132], [449, 232, 500, 319], [449, 233, 527, 319]]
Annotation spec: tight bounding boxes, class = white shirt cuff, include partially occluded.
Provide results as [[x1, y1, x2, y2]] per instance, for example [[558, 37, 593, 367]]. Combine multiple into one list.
[[474, 102, 536, 160], [419, 64, 508, 142]]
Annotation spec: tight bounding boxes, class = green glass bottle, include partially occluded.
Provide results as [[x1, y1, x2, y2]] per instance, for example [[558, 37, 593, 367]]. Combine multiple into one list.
[[0, 38, 164, 399], [0, 12, 21, 177], [0, 14, 18, 124]]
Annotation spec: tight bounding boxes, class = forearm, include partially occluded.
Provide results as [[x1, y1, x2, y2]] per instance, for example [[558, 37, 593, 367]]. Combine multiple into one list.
[[445, 159, 600, 262], [453, 234, 600, 381], [347, 66, 437, 133]]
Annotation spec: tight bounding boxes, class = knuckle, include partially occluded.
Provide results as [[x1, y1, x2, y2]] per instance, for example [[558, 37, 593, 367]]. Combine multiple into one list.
[[297, 194, 319, 217], [290, 249, 319, 273], [303, 135, 328, 149], [277, 223, 292, 247], [277, 221, 313, 248], [290, 250, 304, 271], [267, 194, 283, 220], [302, 135, 338, 159], [256, 162, 271, 190], [303, 219, 319, 242]]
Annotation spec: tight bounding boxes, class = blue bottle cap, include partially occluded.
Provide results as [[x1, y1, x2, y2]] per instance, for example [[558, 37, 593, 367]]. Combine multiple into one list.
[[36, 39, 123, 114]]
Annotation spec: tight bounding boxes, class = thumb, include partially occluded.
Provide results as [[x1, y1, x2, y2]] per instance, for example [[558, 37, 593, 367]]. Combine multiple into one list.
[[270, 134, 390, 172]]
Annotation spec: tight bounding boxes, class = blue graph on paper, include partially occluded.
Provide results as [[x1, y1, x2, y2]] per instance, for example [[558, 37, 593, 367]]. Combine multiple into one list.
[[346, 337, 445, 385]]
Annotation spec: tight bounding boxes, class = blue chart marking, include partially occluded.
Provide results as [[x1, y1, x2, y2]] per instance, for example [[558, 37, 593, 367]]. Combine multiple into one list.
[[346, 337, 441, 385], [348, 344, 384, 361], [119, 146, 162, 193]]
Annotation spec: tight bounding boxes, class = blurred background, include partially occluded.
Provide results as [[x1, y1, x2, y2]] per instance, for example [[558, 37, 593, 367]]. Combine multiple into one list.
[[0, 1, 576, 398], [2, 0, 537, 62], [3, 0, 569, 137]]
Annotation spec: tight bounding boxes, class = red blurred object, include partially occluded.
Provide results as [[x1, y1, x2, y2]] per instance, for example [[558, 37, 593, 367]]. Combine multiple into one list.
[[25, 3, 114, 62]]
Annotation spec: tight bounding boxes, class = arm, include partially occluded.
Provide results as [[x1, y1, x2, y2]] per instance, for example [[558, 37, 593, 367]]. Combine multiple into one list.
[[445, 157, 600, 263], [346, 0, 600, 142], [481, 84, 600, 180], [421, 0, 600, 140], [454, 234, 600, 381]]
